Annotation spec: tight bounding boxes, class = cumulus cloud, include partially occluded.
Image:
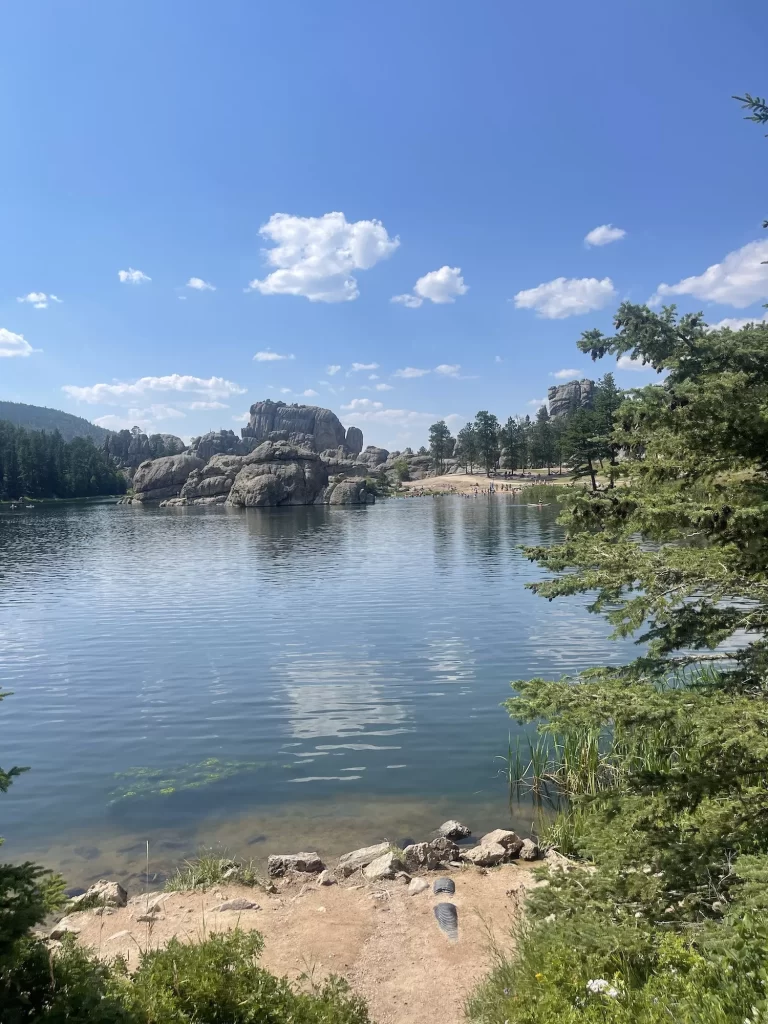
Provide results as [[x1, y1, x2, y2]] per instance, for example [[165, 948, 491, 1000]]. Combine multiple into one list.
[[231, 411, 250, 423], [514, 276, 616, 319], [551, 368, 581, 379], [707, 312, 768, 331], [187, 400, 229, 410], [650, 239, 768, 308], [340, 400, 464, 441], [375, 383, 393, 391], [300, 389, 318, 397], [392, 265, 468, 308], [253, 349, 295, 362], [0, 328, 36, 358], [528, 397, 547, 407], [435, 363, 461, 378], [186, 277, 216, 291], [584, 224, 626, 247], [394, 366, 430, 378], [326, 364, 341, 375], [494, 355, 503, 363], [368, 373, 379, 380], [17, 292, 62, 309], [118, 268, 151, 284], [350, 362, 379, 372], [617, 355, 654, 372], [246, 211, 399, 302], [62, 374, 245, 404]]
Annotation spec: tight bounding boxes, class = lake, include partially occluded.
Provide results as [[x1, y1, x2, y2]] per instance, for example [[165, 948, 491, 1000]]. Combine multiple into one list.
[[0, 495, 636, 888]]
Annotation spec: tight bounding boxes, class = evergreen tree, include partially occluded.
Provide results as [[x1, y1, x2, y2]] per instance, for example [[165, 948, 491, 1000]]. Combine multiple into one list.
[[455, 423, 479, 473], [473, 410, 500, 473], [428, 420, 453, 474], [499, 416, 527, 474]]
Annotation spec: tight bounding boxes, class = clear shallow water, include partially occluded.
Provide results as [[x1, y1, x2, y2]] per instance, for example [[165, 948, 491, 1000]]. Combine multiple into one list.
[[0, 496, 636, 886]]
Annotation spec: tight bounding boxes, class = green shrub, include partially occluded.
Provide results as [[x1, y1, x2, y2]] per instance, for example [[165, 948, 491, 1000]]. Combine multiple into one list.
[[163, 850, 261, 892], [123, 930, 371, 1024]]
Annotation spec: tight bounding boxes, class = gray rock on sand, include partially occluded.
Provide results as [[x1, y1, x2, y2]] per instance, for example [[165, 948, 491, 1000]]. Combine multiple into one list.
[[408, 878, 429, 895], [70, 879, 128, 909], [430, 837, 461, 861], [363, 852, 405, 881], [317, 870, 337, 886], [336, 842, 391, 878], [49, 915, 83, 940], [480, 829, 524, 857], [267, 852, 325, 877], [461, 842, 507, 867], [214, 898, 260, 912], [438, 820, 471, 839], [402, 842, 442, 872], [519, 838, 540, 860]]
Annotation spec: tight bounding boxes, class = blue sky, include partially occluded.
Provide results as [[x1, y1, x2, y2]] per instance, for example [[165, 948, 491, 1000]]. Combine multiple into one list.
[[1, 0, 766, 450]]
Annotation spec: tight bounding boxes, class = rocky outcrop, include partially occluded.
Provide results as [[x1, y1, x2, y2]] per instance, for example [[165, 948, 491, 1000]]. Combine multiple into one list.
[[132, 453, 205, 502], [179, 453, 244, 502], [345, 426, 364, 455], [336, 842, 391, 878], [242, 400, 348, 453], [267, 852, 325, 877], [547, 378, 595, 418], [323, 479, 376, 505], [358, 446, 389, 467], [189, 430, 247, 461], [227, 441, 329, 507]]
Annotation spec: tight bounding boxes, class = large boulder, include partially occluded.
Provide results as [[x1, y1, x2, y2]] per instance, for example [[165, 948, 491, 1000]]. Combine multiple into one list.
[[69, 879, 128, 909], [324, 479, 375, 505], [227, 442, 328, 507], [403, 842, 441, 872], [345, 426, 364, 455], [363, 851, 405, 881], [189, 430, 246, 461], [358, 446, 390, 467], [132, 453, 204, 502], [267, 852, 325, 877], [242, 400, 347, 453], [336, 842, 391, 878]]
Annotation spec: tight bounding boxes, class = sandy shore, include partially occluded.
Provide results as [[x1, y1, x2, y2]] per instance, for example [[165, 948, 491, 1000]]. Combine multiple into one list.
[[400, 471, 566, 494], [64, 863, 535, 1024]]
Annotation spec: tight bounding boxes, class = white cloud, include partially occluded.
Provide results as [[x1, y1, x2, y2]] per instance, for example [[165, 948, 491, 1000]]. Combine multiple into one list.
[[17, 292, 62, 310], [253, 349, 295, 362], [279, 387, 292, 394], [494, 355, 503, 363], [246, 211, 399, 303], [584, 224, 626, 247], [375, 383, 393, 391], [0, 328, 36, 358], [232, 411, 250, 423], [392, 265, 468, 308], [435, 363, 461, 378], [186, 277, 216, 291], [707, 312, 768, 331], [551, 368, 581, 379], [617, 355, 654, 372], [528, 397, 547, 407], [128, 404, 185, 420], [187, 400, 229, 410], [118, 268, 151, 284], [300, 389, 319, 397], [340, 400, 463, 434], [514, 276, 616, 319], [350, 362, 379, 372], [93, 414, 142, 431], [391, 293, 423, 308], [368, 373, 379, 380], [341, 398, 383, 411], [650, 240, 768, 308], [62, 374, 245, 404], [326, 364, 341, 375], [394, 366, 430, 378]]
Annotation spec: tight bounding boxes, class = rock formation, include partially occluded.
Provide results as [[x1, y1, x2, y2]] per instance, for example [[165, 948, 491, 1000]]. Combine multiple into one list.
[[345, 426, 364, 454], [188, 429, 248, 461], [131, 453, 205, 502], [241, 400, 348, 453], [226, 441, 329, 507], [547, 378, 595, 418]]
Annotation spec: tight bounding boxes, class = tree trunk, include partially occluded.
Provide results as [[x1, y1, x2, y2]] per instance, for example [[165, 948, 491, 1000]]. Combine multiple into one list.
[[587, 458, 597, 491]]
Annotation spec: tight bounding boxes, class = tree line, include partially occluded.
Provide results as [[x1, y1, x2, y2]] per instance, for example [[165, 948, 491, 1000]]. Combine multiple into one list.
[[426, 372, 624, 487], [0, 420, 126, 500]]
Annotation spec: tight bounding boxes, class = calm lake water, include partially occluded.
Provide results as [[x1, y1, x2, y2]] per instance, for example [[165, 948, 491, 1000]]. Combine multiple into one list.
[[0, 496, 636, 887]]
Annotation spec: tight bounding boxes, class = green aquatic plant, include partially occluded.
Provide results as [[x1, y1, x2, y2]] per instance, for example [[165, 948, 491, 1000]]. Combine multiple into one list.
[[109, 757, 268, 803]]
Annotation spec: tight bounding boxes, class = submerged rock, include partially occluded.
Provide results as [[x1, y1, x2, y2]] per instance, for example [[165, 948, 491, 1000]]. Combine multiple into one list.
[[438, 820, 471, 839]]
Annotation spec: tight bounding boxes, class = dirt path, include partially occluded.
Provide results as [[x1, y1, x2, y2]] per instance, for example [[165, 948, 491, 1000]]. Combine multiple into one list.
[[69, 864, 535, 1024]]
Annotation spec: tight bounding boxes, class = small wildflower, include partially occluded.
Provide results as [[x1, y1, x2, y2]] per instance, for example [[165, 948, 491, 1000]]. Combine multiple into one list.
[[535, 972, 545, 981], [587, 979, 619, 997]]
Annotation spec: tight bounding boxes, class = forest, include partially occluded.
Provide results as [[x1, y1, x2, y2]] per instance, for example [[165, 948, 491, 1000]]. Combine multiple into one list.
[[0, 420, 126, 500]]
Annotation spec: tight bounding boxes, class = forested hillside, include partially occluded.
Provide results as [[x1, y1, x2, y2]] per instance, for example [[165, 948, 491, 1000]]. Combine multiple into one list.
[[0, 420, 126, 499], [0, 401, 109, 443]]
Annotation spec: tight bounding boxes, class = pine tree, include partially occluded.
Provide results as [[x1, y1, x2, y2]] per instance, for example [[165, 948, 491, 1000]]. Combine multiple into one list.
[[428, 420, 454, 473], [455, 423, 479, 473], [473, 410, 500, 473]]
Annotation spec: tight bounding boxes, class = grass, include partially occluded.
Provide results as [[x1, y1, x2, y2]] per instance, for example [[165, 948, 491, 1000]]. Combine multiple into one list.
[[164, 849, 263, 892]]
